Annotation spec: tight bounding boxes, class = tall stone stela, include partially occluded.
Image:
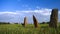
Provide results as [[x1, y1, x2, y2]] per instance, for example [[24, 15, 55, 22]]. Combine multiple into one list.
[[24, 17, 28, 27], [33, 15, 38, 28], [49, 9, 58, 28]]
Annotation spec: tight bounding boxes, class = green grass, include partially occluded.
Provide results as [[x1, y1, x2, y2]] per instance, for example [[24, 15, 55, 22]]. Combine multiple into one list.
[[0, 24, 60, 34]]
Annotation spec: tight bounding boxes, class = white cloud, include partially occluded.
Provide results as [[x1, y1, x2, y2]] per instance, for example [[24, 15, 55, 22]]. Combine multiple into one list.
[[22, 5, 29, 7], [0, 11, 18, 15], [0, 8, 60, 23], [16, 8, 52, 16], [1, 8, 60, 16], [59, 11, 60, 14], [36, 6, 40, 9]]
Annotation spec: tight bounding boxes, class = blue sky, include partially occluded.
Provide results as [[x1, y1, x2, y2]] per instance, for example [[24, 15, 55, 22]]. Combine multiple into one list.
[[0, 0, 60, 23]]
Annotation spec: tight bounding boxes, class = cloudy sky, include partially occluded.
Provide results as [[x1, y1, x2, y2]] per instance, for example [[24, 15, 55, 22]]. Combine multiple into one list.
[[0, 0, 60, 23]]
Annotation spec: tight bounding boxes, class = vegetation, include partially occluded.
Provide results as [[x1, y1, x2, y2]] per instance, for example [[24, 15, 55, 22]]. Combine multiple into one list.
[[0, 22, 10, 24], [0, 23, 60, 34]]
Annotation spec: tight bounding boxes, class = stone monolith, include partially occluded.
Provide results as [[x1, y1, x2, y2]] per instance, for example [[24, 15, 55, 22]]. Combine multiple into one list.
[[33, 15, 38, 28], [22, 17, 28, 27], [49, 9, 58, 28]]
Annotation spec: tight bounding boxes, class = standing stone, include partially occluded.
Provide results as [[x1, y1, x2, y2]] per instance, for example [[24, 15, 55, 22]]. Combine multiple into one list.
[[33, 15, 38, 28], [24, 17, 28, 27], [49, 9, 58, 28]]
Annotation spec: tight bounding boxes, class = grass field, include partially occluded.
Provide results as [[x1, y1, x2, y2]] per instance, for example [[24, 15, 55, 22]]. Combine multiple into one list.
[[0, 24, 60, 34]]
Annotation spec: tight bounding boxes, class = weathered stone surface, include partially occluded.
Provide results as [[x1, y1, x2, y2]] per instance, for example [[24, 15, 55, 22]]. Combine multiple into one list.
[[33, 15, 38, 28], [49, 9, 58, 28], [22, 17, 28, 27]]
